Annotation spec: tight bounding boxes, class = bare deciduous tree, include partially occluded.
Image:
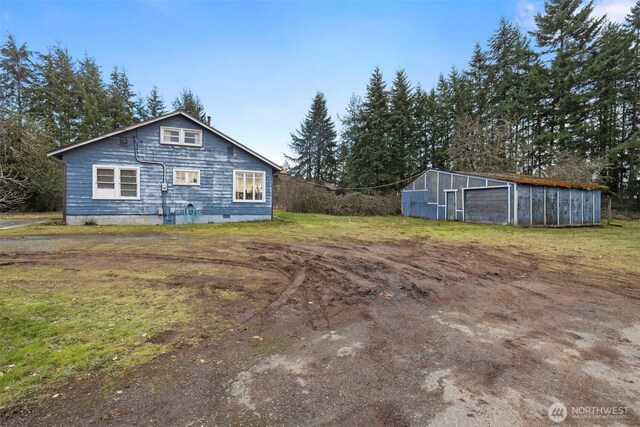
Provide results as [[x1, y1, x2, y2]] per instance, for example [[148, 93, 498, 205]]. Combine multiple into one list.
[[545, 152, 609, 183], [446, 115, 517, 173], [0, 163, 26, 211]]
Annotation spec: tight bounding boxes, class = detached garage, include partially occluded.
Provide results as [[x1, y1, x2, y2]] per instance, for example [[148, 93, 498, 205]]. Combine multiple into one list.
[[402, 169, 606, 227]]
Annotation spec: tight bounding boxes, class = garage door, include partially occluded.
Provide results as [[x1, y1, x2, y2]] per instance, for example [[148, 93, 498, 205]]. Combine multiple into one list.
[[464, 187, 509, 225]]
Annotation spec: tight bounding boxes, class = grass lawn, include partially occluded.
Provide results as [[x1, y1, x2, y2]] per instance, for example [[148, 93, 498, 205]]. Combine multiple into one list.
[[0, 212, 63, 221], [1, 211, 639, 407], [0, 266, 201, 407]]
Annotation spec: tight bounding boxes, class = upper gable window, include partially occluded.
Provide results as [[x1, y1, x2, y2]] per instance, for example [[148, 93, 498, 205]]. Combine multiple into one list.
[[160, 126, 202, 147]]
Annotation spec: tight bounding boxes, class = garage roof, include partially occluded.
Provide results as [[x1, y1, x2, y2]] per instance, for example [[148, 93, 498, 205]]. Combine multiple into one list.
[[459, 172, 607, 190]]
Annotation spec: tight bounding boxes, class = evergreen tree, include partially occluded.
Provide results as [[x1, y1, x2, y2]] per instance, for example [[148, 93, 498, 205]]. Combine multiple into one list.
[[31, 45, 81, 146], [172, 88, 207, 121], [286, 92, 338, 183], [410, 86, 432, 171], [76, 55, 108, 140], [533, 0, 605, 155], [146, 84, 167, 118], [106, 65, 136, 129], [0, 35, 34, 116], [626, 1, 640, 135], [347, 67, 393, 190], [434, 68, 472, 169], [134, 93, 148, 122], [487, 19, 542, 172], [388, 69, 415, 187], [465, 43, 490, 123], [337, 94, 364, 185], [428, 76, 453, 169]]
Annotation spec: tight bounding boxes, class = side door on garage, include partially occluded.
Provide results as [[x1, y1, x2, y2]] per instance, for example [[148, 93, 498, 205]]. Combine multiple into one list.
[[445, 190, 456, 221]]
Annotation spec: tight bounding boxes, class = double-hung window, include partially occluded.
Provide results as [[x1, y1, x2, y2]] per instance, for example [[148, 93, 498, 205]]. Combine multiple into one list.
[[93, 165, 140, 200], [160, 126, 202, 147], [174, 169, 200, 186], [233, 170, 265, 202]]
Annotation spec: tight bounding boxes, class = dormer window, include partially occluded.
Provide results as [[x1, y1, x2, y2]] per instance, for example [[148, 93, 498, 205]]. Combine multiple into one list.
[[160, 126, 202, 147]]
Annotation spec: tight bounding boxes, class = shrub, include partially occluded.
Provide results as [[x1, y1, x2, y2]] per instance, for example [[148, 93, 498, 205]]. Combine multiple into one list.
[[274, 175, 400, 216]]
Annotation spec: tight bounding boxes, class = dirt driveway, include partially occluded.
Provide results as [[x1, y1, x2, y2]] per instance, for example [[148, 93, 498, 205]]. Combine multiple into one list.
[[1, 234, 639, 426], [0, 219, 48, 230]]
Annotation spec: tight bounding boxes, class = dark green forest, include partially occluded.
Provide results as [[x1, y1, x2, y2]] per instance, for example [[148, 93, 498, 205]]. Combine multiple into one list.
[[0, 38, 208, 211], [287, 0, 640, 210], [2, 0, 640, 212]]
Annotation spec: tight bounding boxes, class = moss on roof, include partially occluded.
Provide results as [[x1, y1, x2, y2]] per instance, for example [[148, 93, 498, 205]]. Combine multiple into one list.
[[460, 172, 607, 190]]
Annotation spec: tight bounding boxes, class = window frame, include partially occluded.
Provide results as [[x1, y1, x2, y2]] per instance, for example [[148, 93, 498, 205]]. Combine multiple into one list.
[[173, 168, 201, 186], [160, 126, 203, 147], [232, 169, 266, 203], [92, 165, 141, 200]]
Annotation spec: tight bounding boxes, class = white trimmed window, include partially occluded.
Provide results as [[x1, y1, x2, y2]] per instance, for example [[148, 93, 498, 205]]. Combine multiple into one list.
[[160, 126, 202, 147], [93, 165, 140, 200], [233, 170, 265, 202], [173, 169, 200, 186]]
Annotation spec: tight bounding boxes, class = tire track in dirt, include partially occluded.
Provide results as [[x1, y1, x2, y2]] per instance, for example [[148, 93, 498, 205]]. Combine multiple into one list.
[[3, 237, 640, 426]]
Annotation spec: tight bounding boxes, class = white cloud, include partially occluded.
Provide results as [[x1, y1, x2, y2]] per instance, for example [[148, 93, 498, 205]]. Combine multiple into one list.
[[593, 0, 635, 23], [515, 0, 634, 31], [515, 1, 542, 30]]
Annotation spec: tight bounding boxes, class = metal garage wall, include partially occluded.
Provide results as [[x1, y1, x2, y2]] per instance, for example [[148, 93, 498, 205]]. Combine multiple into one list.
[[402, 190, 430, 218], [452, 175, 466, 221], [516, 185, 601, 226], [403, 169, 512, 222], [558, 188, 571, 225]]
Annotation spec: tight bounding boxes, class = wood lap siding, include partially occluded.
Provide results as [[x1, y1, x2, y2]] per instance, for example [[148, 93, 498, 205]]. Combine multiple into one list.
[[63, 116, 273, 217]]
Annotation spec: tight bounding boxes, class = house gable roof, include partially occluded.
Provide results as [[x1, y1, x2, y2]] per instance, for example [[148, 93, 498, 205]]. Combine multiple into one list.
[[47, 110, 282, 171]]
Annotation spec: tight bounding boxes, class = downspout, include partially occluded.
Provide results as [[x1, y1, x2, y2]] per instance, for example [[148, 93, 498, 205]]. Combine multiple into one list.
[[133, 135, 168, 223], [271, 171, 276, 220]]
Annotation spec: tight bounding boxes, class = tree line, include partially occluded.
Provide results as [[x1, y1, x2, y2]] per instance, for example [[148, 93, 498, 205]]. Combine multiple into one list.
[[0, 36, 209, 211], [286, 0, 640, 207]]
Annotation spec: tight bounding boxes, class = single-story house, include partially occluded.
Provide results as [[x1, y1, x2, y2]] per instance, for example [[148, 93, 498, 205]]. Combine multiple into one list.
[[402, 169, 606, 227], [48, 110, 281, 225]]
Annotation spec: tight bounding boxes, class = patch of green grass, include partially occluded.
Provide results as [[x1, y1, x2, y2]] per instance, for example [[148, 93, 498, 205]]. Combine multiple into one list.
[[0, 270, 196, 407], [212, 289, 244, 301], [0, 212, 63, 221], [0, 216, 287, 237]]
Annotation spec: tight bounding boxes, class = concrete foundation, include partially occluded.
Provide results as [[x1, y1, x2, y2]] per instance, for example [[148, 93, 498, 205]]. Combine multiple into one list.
[[65, 214, 271, 226]]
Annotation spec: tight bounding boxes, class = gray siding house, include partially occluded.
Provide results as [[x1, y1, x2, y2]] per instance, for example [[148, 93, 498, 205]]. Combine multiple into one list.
[[48, 110, 281, 225], [402, 169, 606, 227]]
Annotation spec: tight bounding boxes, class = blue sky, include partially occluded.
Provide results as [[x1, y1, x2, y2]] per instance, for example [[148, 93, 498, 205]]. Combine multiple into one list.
[[0, 0, 635, 165]]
